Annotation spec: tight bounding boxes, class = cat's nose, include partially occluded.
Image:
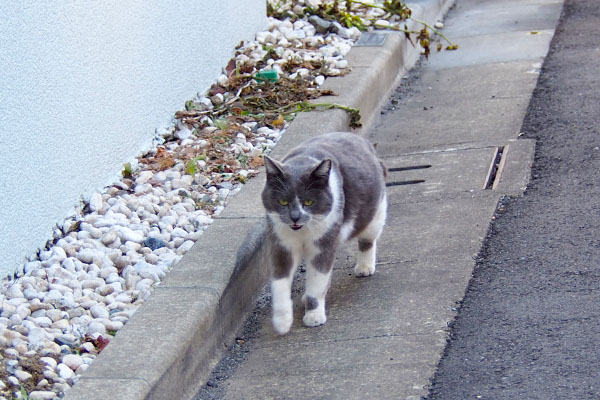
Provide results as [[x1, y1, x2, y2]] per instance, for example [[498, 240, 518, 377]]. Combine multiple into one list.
[[290, 208, 301, 223]]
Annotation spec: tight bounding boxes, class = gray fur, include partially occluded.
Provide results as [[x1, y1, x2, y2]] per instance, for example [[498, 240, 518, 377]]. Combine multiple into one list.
[[305, 296, 319, 311], [358, 239, 373, 252]]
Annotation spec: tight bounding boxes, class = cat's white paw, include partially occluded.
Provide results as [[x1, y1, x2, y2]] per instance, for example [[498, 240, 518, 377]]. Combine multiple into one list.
[[354, 262, 375, 277], [303, 310, 326, 327], [272, 310, 293, 335]]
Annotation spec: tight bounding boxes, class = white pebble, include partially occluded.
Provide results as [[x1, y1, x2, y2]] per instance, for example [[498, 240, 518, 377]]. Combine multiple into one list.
[[56, 363, 75, 380], [62, 353, 84, 371], [7, 284, 24, 299], [29, 391, 56, 400], [90, 304, 110, 319], [40, 357, 58, 369], [15, 369, 33, 381], [177, 240, 195, 255], [89, 192, 103, 212], [135, 170, 154, 185], [87, 320, 106, 335], [101, 231, 118, 246], [118, 227, 144, 243]]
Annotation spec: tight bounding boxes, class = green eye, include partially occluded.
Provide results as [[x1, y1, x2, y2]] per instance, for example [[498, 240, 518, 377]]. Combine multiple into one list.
[[278, 199, 289, 206], [303, 199, 314, 206]]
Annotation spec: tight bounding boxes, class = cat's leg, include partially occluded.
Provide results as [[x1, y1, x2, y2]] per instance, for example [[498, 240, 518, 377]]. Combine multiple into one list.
[[270, 243, 298, 335], [302, 249, 334, 328], [355, 195, 387, 277]]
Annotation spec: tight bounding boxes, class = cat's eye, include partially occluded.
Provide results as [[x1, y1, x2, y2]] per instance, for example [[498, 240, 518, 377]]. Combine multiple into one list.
[[303, 199, 314, 206], [278, 199, 289, 206]]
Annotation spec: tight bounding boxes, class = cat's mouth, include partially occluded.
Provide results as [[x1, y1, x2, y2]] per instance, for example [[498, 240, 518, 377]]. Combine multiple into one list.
[[290, 224, 303, 231]]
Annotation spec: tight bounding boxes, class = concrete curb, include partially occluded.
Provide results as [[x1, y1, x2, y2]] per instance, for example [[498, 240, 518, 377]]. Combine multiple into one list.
[[65, 1, 454, 399]]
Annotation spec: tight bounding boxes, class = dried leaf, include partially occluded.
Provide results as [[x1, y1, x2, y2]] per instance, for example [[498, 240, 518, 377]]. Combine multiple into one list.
[[273, 113, 285, 127], [225, 58, 237, 76], [249, 156, 265, 169]]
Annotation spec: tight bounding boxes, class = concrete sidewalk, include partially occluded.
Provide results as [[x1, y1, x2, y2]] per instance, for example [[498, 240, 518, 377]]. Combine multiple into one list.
[[66, 0, 563, 398], [194, 0, 563, 399]]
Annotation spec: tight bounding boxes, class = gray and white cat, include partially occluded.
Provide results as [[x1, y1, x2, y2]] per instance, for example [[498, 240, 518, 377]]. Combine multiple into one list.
[[262, 132, 387, 335]]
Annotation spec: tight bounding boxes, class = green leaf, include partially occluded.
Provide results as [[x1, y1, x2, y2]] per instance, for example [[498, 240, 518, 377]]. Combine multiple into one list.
[[122, 162, 133, 178]]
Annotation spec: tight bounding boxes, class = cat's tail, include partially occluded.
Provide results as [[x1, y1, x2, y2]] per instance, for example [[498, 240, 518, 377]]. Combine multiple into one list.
[[379, 159, 388, 179], [371, 142, 388, 180]]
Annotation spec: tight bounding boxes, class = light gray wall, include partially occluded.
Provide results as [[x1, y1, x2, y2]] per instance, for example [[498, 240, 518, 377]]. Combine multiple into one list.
[[0, 1, 266, 277]]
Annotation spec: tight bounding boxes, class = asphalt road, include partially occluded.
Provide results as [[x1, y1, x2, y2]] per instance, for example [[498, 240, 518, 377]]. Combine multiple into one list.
[[426, 0, 600, 398]]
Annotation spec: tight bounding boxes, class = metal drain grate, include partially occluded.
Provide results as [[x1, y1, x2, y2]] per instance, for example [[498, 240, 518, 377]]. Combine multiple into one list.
[[483, 146, 506, 190]]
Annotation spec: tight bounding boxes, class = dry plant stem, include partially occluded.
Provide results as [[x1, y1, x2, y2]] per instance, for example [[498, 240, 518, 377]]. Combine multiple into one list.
[[348, 0, 457, 48], [408, 16, 457, 48]]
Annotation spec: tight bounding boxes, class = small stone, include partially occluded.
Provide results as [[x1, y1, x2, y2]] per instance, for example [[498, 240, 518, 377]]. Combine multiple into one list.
[[89, 192, 103, 212], [96, 284, 114, 296], [52, 246, 67, 262], [42, 370, 58, 380], [80, 222, 102, 239], [15, 369, 33, 381], [52, 382, 70, 394], [29, 391, 56, 400], [115, 255, 131, 270], [81, 279, 104, 290], [28, 327, 49, 349], [135, 170, 154, 185], [143, 237, 166, 251], [102, 319, 123, 332], [177, 240, 195, 255], [7, 284, 24, 299], [175, 127, 193, 140], [80, 342, 95, 353], [36, 379, 49, 387], [87, 320, 107, 335], [77, 248, 99, 264], [170, 227, 189, 239], [308, 15, 332, 34], [171, 175, 193, 189], [210, 93, 224, 105], [54, 334, 77, 348], [119, 227, 144, 243], [90, 304, 110, 320], [56, 363, 75, 380], [33, 316, 53, 328], [101, 231, 119, 246], [62, 354, 84, 371], [46, 309, 64, 322]]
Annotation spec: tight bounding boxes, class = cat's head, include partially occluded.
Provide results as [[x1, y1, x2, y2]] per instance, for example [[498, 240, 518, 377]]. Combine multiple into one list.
[[262, 155, 334, 231]]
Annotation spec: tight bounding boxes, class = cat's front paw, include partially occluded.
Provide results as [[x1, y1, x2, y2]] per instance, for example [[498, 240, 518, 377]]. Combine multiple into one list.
[[272, 310, 293, 335], [303, 310, 326, 328], [354, 262, 376, 277]]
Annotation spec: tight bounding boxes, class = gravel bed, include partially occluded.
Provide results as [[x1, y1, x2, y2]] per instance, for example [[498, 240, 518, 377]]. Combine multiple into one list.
[[0, 1, 435, 398]]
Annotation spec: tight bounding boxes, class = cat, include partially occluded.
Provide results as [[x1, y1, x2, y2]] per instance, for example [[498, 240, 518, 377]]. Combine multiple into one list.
[[262, 131, 387, 335]]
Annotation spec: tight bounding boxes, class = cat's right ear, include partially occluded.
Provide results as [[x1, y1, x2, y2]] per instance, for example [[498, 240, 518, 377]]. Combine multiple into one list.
[[264, 156, 284, 177]]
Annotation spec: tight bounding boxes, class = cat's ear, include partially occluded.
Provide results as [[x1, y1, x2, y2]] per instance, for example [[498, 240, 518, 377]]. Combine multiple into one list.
[[264, 156, 284, 177], [311, 159, 332, 181]]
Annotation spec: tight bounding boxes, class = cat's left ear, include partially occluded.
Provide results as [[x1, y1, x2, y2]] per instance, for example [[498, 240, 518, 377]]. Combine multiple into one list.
[[264, 156, 284, 177], [311, 159, 332, 181]]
